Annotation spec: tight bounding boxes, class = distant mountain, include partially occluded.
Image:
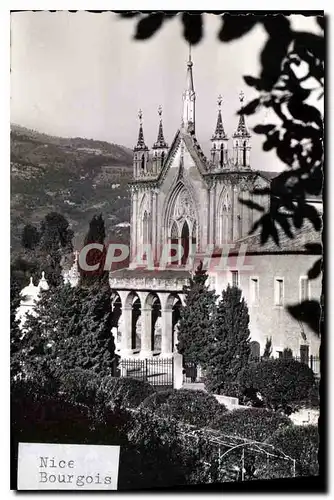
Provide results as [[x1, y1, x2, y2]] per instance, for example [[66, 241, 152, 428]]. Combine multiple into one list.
[[11, 124, 133, 254]]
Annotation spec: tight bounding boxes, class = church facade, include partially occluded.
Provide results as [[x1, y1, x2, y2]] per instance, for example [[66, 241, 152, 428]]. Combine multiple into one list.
[[109, 52, 321, 368]]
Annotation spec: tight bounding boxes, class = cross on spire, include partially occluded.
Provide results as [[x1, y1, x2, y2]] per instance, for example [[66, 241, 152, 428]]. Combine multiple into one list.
[[233, 90, 251, 138], [153, 105, 168, 149], [211, 94, 227, 140]]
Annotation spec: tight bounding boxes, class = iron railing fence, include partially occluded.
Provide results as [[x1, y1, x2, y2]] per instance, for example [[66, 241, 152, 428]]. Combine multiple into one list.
[[119, 357, 174, 389], [182, 355, 320, 384]]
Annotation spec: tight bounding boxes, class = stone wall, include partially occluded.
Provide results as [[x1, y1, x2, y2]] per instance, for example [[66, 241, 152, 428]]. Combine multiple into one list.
[[211, 253, 321, 357]]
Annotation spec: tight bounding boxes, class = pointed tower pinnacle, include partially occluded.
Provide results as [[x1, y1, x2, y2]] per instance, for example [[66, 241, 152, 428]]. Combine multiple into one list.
[[153, 106, 168, 149], [182, 44, 196, 133], [134, 109, 148, 151], [186, 43, 194, 93], [212, 95, 227, 140], [233, 90, 251, 138]]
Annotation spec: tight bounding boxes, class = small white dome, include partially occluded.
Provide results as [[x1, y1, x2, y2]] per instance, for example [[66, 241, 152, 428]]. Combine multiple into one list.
[[20, 277, 39, 305], [38, 271, 49, 291]]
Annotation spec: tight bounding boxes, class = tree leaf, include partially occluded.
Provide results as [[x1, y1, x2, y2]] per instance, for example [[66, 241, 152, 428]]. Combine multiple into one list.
[[243, 75, 262, 90], [181, 13, 203, 45], [239, 98, 260, 116], [287, 300, 321, 335], [219, 14, 258, 42], [134, 13, 165, 40], [307, 258, 322, 280], [294, 32, 324, 62], [253, 124, 276, 134], [239, 198, 265, 212], [118, 12, 141, 18], [304, 243, 322, 254]]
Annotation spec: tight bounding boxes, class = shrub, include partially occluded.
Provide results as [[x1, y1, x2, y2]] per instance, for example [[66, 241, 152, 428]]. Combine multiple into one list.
[[150, 388, 227, 427], [139, 389, 175, 410], [237, 359, 315, 414], [96, 376, 155, 409], [125, 408, 197, 488], [209, 408, 291, 442], [262, 425, 319, 477], [204, 285, 251, 396], [58, 368, 100, 406]]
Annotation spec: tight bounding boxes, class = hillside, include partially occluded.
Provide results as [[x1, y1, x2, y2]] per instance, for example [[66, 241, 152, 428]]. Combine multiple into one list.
[[11, 124, 133, 254]]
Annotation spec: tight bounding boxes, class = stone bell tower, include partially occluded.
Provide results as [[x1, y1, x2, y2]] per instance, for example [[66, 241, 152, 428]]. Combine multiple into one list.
[[152, 106, 169, 175], [133, 109, 150, 178], [233, 90, 251, 168], [210, 95, 229, 168]]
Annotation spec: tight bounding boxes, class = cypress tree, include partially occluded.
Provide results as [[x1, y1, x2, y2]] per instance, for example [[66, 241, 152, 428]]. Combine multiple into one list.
[[79, 214, 108, 286], [263, 337, 273, 358], [205, 284, 251, 395], [177, 262, 217, 367], [23, 282, 116, 379]]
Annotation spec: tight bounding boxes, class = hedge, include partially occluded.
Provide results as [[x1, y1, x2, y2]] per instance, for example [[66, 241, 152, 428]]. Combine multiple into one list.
[[254, 424, 319, 479], [96, 376, 155, 409], [209, 408, 292, 442], [58, 368, 100, 406], [266, 424, 319, 477], [144, 388, 227, 427], [237, 359, 315, 413]]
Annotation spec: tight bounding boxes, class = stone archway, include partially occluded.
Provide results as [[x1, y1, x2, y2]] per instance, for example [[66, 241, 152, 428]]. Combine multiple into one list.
[[124, 291, 142, 352], [111, 292, 122, 351]]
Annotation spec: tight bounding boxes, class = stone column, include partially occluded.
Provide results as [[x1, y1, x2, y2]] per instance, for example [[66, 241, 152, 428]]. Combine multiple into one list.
[[173, 352, 183, 389], [120, 305, 133, 357], [160, 308, 173, 357], [139, 307, 153, 358]]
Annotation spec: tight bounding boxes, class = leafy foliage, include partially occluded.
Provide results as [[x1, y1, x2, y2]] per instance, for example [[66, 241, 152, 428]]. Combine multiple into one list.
[[205, 285, 251, 396], [264, 425, 319, 477], [21, 223, 40, 250], [177, 262, 217, 366], [96, 376, 155, 409], [58, 368, 100, 406], [139, 388, 226, 428], [237, 358, 315, 414], [12, 212, 74, 289], [210, 408, 291, 442], [19, 282, 116, 380], [126, 408, 197, 488], [262, 337, 273, 358], [79, 213, 109, 286]]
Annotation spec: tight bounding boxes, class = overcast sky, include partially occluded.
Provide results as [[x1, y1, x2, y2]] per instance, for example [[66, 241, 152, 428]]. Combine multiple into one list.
[[10, 12, 321, 171]]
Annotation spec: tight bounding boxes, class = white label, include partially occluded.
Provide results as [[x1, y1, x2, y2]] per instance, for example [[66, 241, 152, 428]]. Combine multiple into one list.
[[18, 443, 120, 490]]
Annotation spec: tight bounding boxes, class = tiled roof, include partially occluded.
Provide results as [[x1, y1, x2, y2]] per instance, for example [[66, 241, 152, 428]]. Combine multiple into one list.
[[232, 219, 322, 254]]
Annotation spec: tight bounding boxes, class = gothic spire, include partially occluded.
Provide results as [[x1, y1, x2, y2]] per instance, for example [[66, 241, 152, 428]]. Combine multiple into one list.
[[233, 91, 251, 138], [186, 43, 194, 93], [153, 106, 168, 149], [134, 109, 148, 150], [211, 95, 227, 140], [182, 44, 196, 132]]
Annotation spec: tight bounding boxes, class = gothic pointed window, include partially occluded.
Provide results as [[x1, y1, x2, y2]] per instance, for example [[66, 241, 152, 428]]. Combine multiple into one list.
[[141, 154, 145, 170], [220, 193, 231, 244], [181, 220, 190, 265], [170, 221, 179, 265], [143, 211, 149, 245], [220, 143, 224, 167], [243, 140, 247, 166], [161, 151, 165, 165], [192, 220, 197, 249]]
